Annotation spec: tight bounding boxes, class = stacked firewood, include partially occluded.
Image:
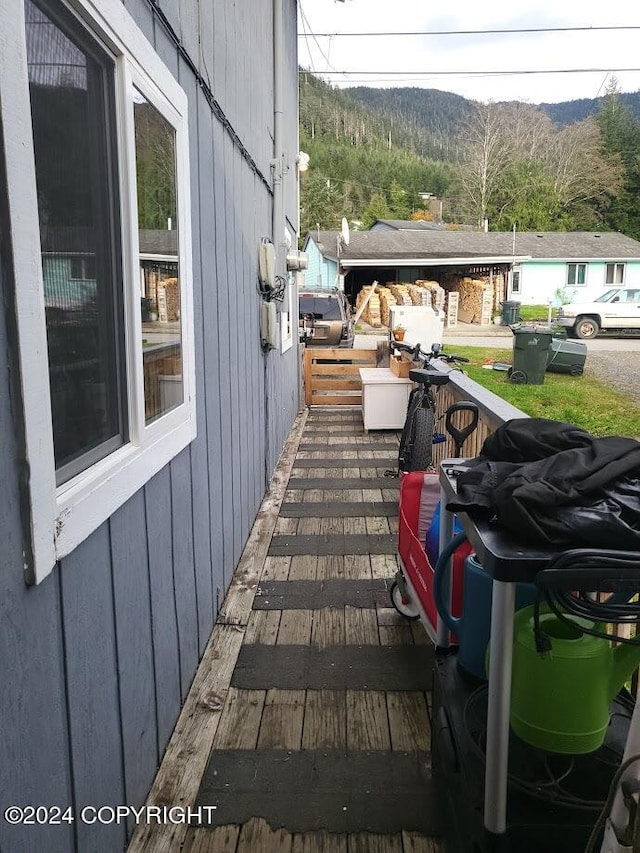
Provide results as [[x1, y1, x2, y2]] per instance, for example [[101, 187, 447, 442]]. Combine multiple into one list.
[[387, 283, 413, 306], [444, 275, 490, 323], [355, 284, 383, 326], [379, 287, 397, 327], [415, 280, 446, 312]]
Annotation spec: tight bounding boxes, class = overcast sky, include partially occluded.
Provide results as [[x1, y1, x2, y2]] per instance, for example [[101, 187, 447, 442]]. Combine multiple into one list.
[[298, 0, 640, 105]]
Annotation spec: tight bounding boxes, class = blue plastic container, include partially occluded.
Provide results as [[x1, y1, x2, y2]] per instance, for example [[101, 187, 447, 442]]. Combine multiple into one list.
[[434, 549, 537, 680], [425, 501, 463, 567]]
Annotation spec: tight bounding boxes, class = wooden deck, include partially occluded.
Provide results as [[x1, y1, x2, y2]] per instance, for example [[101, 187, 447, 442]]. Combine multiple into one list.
[[128, 407, 441, 853]]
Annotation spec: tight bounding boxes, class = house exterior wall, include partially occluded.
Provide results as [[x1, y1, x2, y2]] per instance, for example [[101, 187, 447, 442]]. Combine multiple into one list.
[[0, 1, 300, 851], [302, 237, 338, 289], [518, 260, 640, 304]]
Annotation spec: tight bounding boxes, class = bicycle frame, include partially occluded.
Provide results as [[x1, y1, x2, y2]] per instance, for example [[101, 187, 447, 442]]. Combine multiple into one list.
[[392, 341, 477, 473]]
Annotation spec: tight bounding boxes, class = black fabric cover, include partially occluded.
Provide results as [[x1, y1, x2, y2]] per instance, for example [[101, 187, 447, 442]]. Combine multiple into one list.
[[447, 418, 640, 549]]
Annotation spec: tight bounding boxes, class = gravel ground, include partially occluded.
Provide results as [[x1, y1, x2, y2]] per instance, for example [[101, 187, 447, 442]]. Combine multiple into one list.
[[585, 351, 640, 404]]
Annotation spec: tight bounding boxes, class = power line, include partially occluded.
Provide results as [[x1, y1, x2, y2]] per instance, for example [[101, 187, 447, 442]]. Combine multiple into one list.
[[300, 67, 640, 78], [299, 25, 640, 38]]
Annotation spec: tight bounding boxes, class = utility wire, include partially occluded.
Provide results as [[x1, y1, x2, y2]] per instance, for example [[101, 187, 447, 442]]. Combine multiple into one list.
[[300, 66, 640, 78], [301, 25, 640, 38], [298, 2, 339, 74]]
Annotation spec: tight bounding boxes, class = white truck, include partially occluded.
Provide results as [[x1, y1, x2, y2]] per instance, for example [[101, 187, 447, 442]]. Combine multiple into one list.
[[556, 287, 640, 339]]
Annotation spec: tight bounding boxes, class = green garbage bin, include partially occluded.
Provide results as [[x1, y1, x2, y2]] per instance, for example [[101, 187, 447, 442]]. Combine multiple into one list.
[[510, 325, 553, 384], [501, 300, 521, 325]]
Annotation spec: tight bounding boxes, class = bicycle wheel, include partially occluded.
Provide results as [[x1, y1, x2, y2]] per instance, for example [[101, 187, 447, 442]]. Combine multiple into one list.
[[406, 406, 435, 471], [398, 387, 422, 470]]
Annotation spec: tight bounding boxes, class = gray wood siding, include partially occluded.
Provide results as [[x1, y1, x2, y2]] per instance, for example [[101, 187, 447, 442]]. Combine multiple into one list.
[[0, 0, 301, 850]]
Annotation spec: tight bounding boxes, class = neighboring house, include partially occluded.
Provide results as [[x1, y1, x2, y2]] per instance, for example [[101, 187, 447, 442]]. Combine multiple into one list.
[[0, 1, 301, 851], [304, 228, 640, 310]]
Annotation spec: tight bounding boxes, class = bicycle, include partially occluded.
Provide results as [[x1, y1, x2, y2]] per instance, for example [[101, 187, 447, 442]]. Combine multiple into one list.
[[391, 341, 479, 472]]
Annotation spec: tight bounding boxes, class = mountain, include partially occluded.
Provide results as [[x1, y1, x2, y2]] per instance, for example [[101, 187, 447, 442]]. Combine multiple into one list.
[[539, 92, 640, 126], [344, 84, 640, 135], [298, 71, 640, 237]]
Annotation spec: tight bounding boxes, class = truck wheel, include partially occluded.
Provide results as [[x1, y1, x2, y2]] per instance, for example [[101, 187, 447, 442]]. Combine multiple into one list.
[[574, 317, 599, 339]]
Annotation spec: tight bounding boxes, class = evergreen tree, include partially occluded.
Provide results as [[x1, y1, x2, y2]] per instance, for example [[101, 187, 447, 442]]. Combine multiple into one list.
[[597, 80, 640, 239]]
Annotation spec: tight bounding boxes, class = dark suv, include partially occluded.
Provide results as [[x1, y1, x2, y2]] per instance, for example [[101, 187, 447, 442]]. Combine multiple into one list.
[[298, 286, 354, 348]]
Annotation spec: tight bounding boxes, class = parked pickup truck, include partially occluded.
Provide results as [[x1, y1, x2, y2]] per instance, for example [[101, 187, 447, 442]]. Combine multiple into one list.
[[556, 287, 640, 338]]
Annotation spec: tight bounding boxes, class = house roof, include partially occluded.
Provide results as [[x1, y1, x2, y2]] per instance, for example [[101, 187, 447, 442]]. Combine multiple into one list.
[[39, 227, 178, 256], [304, 230, 640, 267], [370, 219, 451, 231]]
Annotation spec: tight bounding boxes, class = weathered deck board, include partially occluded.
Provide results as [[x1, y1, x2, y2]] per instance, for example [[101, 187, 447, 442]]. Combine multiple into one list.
[[347, 690, 391, 751], [243, 609, 280, 645], [278, 609, 314, 645], [257, 689, 305, 749], [212, 687, 265, 749], [311, 607, 346, 648], [387, 692, 432, 752], [126, 624, 245, 853], [345, 606, 380, 645], [302, 689, 347, 749], [183, 826, 240, 853]]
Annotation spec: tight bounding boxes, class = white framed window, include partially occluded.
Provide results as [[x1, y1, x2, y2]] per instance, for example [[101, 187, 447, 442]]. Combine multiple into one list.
[[605, 262, 625, 285], [567, 263, 587, 286], [511, 266, 521, 295], [4, 0, 195, 583]]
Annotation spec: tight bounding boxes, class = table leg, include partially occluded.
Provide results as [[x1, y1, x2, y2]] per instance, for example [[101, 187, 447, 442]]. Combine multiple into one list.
[[437, 488, 455, 648], [601, 689, 640, 852], [484, 580, 516, 835]]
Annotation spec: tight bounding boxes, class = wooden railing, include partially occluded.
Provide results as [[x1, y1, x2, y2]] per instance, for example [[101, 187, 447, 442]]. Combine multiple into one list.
[[303, 347, 377, 407], [429, 360, 528, 464]]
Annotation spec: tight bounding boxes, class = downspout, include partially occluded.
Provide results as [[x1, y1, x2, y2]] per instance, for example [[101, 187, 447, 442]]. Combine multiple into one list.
[[272, 0, 285, 275], [265, 0, 285, 483]]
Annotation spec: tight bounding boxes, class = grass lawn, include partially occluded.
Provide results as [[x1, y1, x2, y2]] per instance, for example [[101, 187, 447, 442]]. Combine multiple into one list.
[[445, 345, 640, 438], [516, 304, 557, 323]]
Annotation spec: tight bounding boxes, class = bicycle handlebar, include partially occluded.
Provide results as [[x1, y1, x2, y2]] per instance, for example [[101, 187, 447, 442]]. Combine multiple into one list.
[[390, 340, 468, 365]]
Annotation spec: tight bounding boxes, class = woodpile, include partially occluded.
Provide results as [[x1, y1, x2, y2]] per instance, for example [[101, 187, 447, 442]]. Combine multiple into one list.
[[355, 284, 383, 326], [355, 279, 448, 327], [414, 280, 445, 311], [444, 275, 491, 323]]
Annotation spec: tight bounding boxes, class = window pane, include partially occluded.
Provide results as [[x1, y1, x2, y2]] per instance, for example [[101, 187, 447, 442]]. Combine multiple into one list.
[[133, 88, 183, 423], [567, 265, 576, 285], [25, 0, 127, 485], [616, 264, 624, 284], [577, 264, 586, 285]]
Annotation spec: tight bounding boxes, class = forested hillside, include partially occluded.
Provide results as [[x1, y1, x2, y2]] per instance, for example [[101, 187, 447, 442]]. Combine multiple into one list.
[[299, 72, 640, 241]]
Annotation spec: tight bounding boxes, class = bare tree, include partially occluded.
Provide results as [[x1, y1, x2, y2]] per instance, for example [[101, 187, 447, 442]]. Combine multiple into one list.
[[458, 103, 513, 228]]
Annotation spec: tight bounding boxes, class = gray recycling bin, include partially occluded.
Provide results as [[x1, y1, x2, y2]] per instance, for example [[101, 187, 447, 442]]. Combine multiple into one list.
[[501, 300, 521, 325], [510, 325, 553, 384], [546, 338, 587, 376]]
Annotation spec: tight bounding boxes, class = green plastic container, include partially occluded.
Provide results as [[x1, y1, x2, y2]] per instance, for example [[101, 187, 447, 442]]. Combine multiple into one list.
[[510, 325, 553, 385], [546, 338, 587, 376], [510, 606, 640, 754]]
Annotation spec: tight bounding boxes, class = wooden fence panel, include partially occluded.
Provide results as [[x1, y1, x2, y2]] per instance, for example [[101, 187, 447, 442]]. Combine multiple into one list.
[[303, 348, 377, 406]]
